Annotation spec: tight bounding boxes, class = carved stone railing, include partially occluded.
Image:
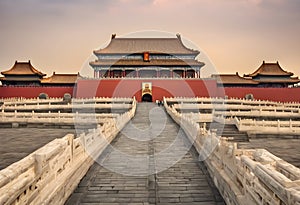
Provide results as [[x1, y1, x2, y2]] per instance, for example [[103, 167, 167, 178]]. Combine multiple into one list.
[[181, 112, 214, 123], [1, 97, 63, 105], [0, 97, 135, 128], [164, 97, 300, 205], [0, 111, 119, 125], [168, 96, 300, 136], [173, 103, 300, 116], [166, 96, 300, 108], [1, 97, 133, 107], [234, 117, 300, 135], [0, 97, 136, 205], [1, 102, 132, 111]]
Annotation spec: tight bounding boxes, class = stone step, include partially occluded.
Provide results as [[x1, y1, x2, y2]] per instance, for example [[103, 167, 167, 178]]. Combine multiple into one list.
[[206, 121, 249, 142]]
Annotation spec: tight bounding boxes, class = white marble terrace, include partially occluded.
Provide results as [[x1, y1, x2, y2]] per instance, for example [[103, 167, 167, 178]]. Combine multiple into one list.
[[0, 97, 137, 205], [171, 97, 300, 135], [1, 96, 300, 205], [164, 97, 300, 205], [0, 97, 133, 127]]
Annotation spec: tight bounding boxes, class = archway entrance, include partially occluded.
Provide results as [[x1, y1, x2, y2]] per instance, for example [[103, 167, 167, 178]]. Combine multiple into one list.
[[142, 94, 152, 102]]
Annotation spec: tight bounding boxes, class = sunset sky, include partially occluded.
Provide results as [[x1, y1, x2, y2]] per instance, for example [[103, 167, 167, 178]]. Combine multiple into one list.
[[0, 0, 299, 77]]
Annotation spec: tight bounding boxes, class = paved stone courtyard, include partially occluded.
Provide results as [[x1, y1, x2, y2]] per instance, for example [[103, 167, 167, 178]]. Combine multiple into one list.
[[0, 128, 76, 170]]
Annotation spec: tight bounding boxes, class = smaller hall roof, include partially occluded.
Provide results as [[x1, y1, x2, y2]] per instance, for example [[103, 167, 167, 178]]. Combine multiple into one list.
[[1, 60, 46, 77], [41, 72, 81, 84], [244, 61, 294, 77], [94, 34, 200, 55], [211, 73, 259, 85]]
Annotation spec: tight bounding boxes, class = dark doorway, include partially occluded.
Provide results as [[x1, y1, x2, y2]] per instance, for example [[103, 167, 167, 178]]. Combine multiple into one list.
[[142, 94, 152, 102]]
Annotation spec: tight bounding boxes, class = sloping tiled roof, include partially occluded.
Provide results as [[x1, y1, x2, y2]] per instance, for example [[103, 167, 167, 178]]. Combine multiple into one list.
[[211, 73, 259, 85], [41, 72, 81, 84], [0, 77, 41, 82], [213, 71, 300, 85], [244, 61, 294, 77], [1, 61, 46, 77], [94, 34, 200, 55], [90, 59, 204, 67]]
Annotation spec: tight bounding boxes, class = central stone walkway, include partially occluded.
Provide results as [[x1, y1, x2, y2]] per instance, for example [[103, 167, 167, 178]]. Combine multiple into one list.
[[66, 103, 224, 205]]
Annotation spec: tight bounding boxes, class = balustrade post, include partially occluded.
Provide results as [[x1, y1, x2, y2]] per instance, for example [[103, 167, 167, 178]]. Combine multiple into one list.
[[259, 107, 262, 115], [58, 111, 61, 122]]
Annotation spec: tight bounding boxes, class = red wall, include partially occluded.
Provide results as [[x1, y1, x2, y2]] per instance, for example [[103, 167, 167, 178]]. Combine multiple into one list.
[[0, 86, 74, 98], [223, 87, 300, 103], [1, 81, 300, 103], [75, 79, 219, 101]]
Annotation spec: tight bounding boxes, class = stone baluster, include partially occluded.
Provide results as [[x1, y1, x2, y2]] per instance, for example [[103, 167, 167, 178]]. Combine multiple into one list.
[[1, 109, 4, 121]]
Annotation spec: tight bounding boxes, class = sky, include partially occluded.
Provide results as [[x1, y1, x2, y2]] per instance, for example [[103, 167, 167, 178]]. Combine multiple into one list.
[[0, 0, 299, 77]]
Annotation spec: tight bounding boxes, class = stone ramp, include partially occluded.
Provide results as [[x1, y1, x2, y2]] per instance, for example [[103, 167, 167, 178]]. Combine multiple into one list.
[[206, 122, 249, 142], [66, 103, 224, 205]]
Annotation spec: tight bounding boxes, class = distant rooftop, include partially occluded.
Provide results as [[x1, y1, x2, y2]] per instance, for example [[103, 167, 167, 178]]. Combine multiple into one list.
[[244, 61, 294, 77], [1, 60, 45, 77], [212, 72, 259, 85], [41, 72, 81, 84]]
